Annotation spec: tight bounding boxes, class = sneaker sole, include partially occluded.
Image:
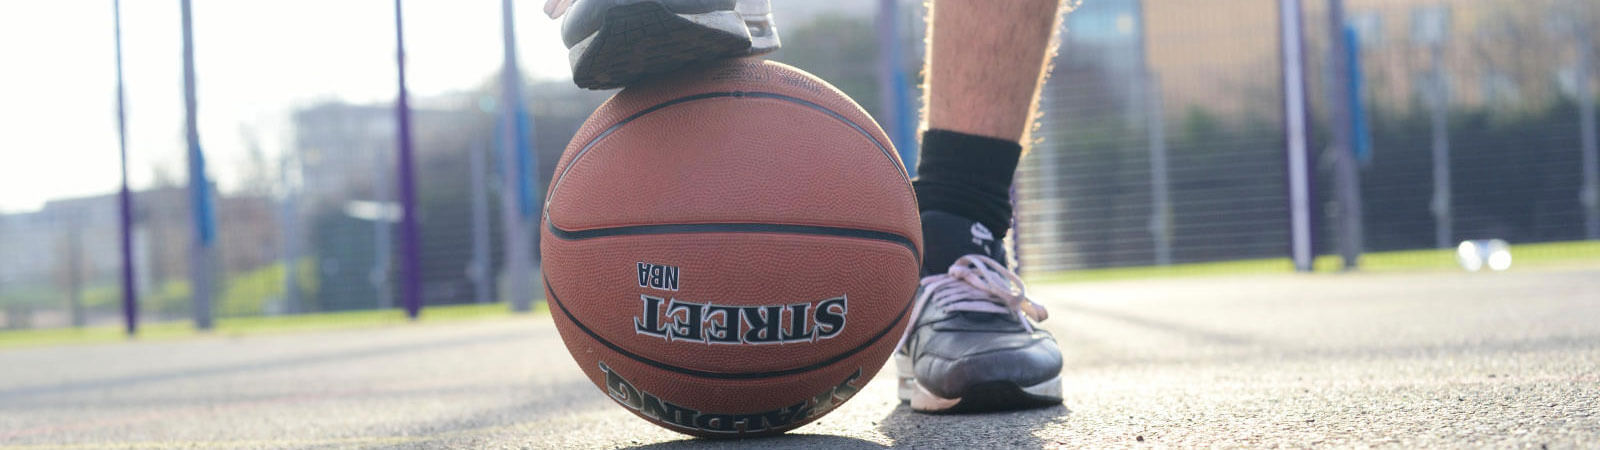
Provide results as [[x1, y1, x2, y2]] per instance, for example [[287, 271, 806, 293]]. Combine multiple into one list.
[[895, 353, 1064, 413], [568, 2, 752, 90]]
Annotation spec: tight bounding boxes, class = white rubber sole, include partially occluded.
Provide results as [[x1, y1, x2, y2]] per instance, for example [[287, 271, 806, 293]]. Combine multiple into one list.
[[895, 353, 1064, 413]]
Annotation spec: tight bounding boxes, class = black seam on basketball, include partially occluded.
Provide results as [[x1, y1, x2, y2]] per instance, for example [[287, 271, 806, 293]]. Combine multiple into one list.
[[545, 90, 910, 219], [547, 222, 920, 261], [739, 91, 905, 180], [545, 275, 914, 380]]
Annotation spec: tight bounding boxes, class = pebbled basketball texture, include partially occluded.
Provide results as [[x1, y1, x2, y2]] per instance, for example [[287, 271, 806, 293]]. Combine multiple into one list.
[[541, 59, 922, 438]]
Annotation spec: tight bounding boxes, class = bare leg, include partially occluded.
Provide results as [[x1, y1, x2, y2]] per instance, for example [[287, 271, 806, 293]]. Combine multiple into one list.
[[912, 0, 1065, 246], [899, 2, 1068, 414], [923, 0, 1066, 146]]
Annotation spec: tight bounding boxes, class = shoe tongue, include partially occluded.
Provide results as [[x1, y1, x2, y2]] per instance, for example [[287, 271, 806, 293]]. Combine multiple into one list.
[[920, 210, 1007, 275]]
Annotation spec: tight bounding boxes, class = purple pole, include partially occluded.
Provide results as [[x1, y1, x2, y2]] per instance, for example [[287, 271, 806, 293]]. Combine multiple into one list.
[[113, 0, 138, 336], [393, 0, 422, 320], [1278, 0, 1314, 272]]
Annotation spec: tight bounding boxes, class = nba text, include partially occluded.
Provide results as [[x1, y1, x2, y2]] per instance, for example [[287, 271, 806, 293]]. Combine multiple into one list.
[[637, 262, 680, 291]]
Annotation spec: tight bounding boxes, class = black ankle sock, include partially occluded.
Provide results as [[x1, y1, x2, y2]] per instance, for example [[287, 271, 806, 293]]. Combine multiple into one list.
[[912, 129, 1022, 239], [919, 210, 1008, 275]]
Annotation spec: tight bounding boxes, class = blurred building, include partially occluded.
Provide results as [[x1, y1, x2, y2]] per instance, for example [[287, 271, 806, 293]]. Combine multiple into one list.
[[0, 184, 279, 326], [1142, 0, 1592, 117], [286, 83, 606, 310], [292, 103, 401, 209], [0, 197, 120, 299]]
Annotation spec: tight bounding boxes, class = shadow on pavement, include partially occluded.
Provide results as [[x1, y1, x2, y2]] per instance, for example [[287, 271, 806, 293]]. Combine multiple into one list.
[[626, 433, 887, 449], [0, 328, 534, 402], [876, 403, 1071, 447], [1051, 301, 1258, 347]]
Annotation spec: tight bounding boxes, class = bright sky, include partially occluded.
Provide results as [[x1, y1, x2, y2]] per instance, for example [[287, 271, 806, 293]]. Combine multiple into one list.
[[0, 0, 572, 213]]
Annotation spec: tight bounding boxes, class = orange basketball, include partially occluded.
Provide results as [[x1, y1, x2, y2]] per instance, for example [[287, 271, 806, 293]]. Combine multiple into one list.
[[540, 59, 922, 437]]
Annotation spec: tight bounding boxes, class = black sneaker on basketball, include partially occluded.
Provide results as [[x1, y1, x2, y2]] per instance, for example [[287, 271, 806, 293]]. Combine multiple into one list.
[[895, 210, 1063, 413], [547, 0, 781, 90]]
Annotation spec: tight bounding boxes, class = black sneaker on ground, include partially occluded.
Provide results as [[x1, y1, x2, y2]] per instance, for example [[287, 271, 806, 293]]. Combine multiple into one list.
[[895, 210, 1063, 413], [552, 0, 780, 90]]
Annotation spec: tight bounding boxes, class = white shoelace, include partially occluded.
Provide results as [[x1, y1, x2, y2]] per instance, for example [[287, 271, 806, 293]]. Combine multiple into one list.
[[895, 254, 1049, 352], [545, 0, 575, 18]]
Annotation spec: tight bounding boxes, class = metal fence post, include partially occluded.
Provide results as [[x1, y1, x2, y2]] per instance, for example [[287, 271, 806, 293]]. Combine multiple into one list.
[[114, 0, 139, 335], [1415, 6, 1452, 249], [393, 0, 422, 320], [877, 0, 918, 175], [1146, 73, 1172, 266], [1327, 0, 1364, 269], [180, 0, 215, 330], [1577, 17, 1600, 240], [470, 138, 492, 304], [500, 0, 536, 312], [1279, 0, 1315, 272]]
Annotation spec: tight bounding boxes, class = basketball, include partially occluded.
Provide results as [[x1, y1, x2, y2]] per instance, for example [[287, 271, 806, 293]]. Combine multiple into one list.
[[540, 59, 922, 437]]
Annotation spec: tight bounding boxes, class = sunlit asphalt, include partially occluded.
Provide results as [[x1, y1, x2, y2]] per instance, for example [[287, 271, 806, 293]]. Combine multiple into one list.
[[2, 267, 1597, 448]]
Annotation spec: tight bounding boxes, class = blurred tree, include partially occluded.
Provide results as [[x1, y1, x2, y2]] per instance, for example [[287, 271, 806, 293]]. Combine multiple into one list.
[[1468, 0, 1568, 111], [141, 167, 185, 288], [236, 125, 274, 197], [1358, 100, 1587, 249], [54, 218, 84, 327]]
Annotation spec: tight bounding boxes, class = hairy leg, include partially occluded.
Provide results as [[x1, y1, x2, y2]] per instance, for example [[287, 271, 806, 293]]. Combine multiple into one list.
[[898, 1, 1069, 415], [923, 0, 1066, 146], [912, 0, 1066, 242]]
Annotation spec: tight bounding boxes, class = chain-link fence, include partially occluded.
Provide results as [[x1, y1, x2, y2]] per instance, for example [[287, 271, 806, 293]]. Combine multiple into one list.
[[0, 1, 610, 332], [2, 0, 1597, 333], [1018, 0, 1600, 272]]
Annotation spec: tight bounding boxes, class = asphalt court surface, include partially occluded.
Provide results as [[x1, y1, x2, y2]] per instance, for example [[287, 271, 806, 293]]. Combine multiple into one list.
[[2, 268, 1597, 448]]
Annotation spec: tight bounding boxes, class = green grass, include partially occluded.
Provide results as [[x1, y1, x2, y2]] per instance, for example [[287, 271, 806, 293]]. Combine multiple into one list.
[[1026, 240, 1600, 284], [218, 259, 318, 317], [5, 241, 1593, 350], [3, 260, 317, 322], [0, 301, 545, 350]]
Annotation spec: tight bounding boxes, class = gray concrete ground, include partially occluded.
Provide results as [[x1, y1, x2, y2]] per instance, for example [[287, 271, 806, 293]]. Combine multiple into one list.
[[2, 268, 1597, 449]]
